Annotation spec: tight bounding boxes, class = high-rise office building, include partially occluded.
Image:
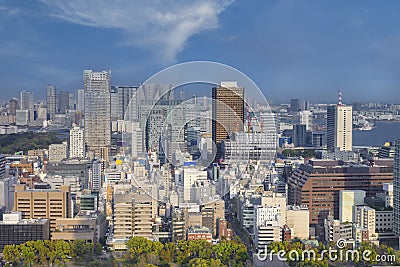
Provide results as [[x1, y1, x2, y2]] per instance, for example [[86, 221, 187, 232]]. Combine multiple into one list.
[[69, 127, 85, 159], [20, 90, 34, 122], [327, 93, 353, 152], [299, 110, 313, 130], [8, 98, 18, 116], [212, 82, 244, 162], [293, 124, 307, 147], [290, 98, 301, 112], [77, 89, 85, 112], [90, 159, 102, 191], [46, 85, 57, 120], [393, 139, 400, 236], [117, 86, 137, 121], [58, 90, 70, 114], [69, 92, 74, 110], [83, 70, 111, 159], [110, 87, 119, 121]]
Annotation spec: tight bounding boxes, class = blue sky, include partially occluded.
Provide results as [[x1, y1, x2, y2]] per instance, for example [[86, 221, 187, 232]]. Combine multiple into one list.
[[0, 0, 399, 104]]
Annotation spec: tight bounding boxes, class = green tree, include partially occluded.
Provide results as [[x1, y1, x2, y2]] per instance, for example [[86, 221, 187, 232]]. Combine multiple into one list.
[[33, 240, 50, 265], [2, 244, 21, 266], [20, 242, 38, 267], [126, 237, 163, 264], [188, 258, 210, 267]]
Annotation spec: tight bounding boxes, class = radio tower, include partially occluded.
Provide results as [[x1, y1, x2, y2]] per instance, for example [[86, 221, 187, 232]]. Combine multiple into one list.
[[338, 89, 343, 106]]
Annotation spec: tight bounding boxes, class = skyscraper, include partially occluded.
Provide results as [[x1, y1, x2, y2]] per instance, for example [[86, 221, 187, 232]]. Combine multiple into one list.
[[327, 92, 352, 152], [110, 87, 119, 121], [393, 139, 400, 236], [290, 98, 301, 112], [212, 82, 244, 161], [58, 90, 70, 114], [46, 85, 57, 120], [293, 124, 307, 147], [90, 159, 102, 191], [20, 90, 34, 122], [83, 70, 111, 159], [117, 86, 137, 121], [8, 98, 18, 116], [76, 89, 85, 112]]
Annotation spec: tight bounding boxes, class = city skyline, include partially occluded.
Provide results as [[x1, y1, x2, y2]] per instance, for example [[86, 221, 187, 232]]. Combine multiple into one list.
[[1, 1, 400, 103]]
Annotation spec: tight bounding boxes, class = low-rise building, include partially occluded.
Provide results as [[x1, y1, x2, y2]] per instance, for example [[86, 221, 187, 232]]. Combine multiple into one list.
[[48, 142, 68, 162], [187, 226, 213, 242], [0, 212, 50, 250], [51, 211, 106, 243], [324, 215, 353, 244]]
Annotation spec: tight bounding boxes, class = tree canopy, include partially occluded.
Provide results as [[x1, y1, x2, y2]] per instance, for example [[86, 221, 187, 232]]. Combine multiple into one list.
[[0, 131, 64, 154]]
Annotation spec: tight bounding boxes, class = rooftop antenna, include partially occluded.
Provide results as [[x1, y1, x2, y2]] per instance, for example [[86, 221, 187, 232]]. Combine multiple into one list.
[[338, 89, 343, 106]]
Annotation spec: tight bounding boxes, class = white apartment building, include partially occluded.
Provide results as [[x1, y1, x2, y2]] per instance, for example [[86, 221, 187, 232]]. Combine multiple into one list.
[[69, 127, 84, 159]]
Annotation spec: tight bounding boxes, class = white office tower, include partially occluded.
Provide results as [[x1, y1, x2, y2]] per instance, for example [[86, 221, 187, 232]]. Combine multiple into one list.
[[254, 206, 282, 251], [130, 122, 144, 159], [84, 70, 111, 160], [110, 87, 119, 121], [69, 127, 85, 159], [76, 89, 85, 112], [20, 90, 34, 122], [46, 85, 57, 120], [299, 110, 313, 131], [339, 190, 366, 223], [182, 166, 208, 203], [327, 91, 352, 152]]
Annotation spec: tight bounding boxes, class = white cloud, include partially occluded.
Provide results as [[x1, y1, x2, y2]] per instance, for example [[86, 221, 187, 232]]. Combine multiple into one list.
[[40, 0, 233, 62], [0, 6, 20, 15]]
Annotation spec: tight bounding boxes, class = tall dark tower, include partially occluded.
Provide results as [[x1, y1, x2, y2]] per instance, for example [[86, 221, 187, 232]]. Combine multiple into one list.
[[212, 82, 244, 162]]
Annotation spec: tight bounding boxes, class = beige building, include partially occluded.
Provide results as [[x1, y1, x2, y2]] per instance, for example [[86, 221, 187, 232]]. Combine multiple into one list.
[[14, 185, 71, 233], [261, 192, 287, 226], [113, 192, 154, 240], [113, 193, 134, 240], [48, 142, 68, 161], [202, 200, 225, 235], [355, 206, 378, 242], [339, 190, 366, 223], [52, 211, 107, 243], [327, 104, 353, 152], [286, 206, 310, 239]]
